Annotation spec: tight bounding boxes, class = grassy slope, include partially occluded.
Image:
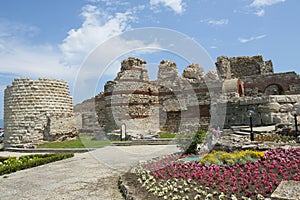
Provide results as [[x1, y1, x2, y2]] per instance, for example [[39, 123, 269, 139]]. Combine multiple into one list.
[[37, 135, 111, 148]]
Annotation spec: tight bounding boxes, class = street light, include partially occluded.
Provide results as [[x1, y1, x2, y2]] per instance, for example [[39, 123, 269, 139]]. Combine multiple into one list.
[[247, 110, 255, 141], [291, 107, 300, 139]]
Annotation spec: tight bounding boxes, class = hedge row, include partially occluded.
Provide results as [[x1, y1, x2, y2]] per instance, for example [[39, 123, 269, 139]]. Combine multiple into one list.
[[0, 153, 74, 176]]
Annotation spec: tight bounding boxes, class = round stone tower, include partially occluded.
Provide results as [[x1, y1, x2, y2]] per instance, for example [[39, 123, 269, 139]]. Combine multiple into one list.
[[4, 78, 77, 148]]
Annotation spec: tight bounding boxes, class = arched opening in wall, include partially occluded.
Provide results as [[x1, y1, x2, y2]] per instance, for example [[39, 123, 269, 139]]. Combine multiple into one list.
[[264, 84, 285, 95], [222, 78, 244, 97], [237, 78, 245, 97]]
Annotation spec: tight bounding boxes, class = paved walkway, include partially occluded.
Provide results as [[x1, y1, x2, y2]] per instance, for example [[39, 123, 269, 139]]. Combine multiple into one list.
[[0, 145, 180, 200]]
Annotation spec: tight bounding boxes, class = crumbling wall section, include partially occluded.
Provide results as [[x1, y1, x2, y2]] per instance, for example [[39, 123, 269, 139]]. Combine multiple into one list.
[[216, 55, 274, 79], [158, 61, 223, 132], [96, 58, 160, 136], [74, 97, 100, 133], [4, 78, 77, 148]]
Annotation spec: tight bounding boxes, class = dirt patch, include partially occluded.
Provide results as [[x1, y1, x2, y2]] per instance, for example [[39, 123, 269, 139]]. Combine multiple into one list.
[[120, 173, 161, 200]]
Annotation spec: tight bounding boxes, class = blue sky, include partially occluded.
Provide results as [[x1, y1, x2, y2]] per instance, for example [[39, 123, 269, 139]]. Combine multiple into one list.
[[0, 0, 299, 120]]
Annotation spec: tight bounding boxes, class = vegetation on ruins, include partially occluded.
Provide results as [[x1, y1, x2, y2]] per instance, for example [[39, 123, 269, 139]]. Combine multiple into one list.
[[0, 153, 74, 175], [176, 131, 207, 154], [37, 134, 111, 148], [130, 148, 300, 199]]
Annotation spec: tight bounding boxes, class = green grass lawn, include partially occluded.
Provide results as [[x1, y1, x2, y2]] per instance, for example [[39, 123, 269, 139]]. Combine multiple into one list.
[[37, 134, 111, 148], [158, 131, 176, 138]]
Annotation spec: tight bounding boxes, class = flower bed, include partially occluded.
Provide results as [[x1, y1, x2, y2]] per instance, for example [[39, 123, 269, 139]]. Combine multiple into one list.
[[132, 148, 300, 199]]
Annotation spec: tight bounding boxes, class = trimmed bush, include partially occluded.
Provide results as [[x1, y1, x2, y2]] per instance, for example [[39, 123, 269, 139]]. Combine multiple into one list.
[[0, 153, 74, 175]]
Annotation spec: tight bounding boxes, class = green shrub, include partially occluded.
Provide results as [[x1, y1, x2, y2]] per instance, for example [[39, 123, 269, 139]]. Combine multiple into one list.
[[0, 153, 74, 175], [177, 131, 206, 154]]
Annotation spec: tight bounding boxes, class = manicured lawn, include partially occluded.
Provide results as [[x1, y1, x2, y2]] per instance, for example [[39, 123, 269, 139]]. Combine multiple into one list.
[[37, 134, 111, 148]]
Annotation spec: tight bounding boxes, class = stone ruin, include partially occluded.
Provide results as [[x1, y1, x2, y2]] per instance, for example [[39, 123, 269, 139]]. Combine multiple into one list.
[[4, 55, 300, 147], [93, 57, 223, 138], [89, 55, 300, 138], [217, 56, 300, 127], [74, 97, 99, 133], [4, 78, 78, 148]]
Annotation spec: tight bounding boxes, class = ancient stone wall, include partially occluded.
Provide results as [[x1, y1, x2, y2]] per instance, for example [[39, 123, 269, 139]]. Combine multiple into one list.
[[4, 78, 77, 148], [157, 60, 223, 132], [95, 58, 160, 137], [216, 55, 274, 79], [94, 56, 300, 135], [243, 72, 300, 96], [224, 95, 300, 128], [95, 58, 224, 135], [74, 97, 100, 133]]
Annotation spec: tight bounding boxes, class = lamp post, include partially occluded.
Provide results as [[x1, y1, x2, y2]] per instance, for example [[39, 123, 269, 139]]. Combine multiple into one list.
[[291, 108, 300, 139], [247, 110, 255, 141]]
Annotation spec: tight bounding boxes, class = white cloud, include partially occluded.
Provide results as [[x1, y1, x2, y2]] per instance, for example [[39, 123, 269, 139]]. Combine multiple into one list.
[[58, 4, 162, 103], [0, 19, 40, 39], [250, 0, 286, 7], [207, 19, 229, 26], [60, 5, 136, 67], [72, 35, 162, 103], [150, 0, 185, 14], [200, 19, 229, 26], [0, 41, 77, 81], [238, 34, 267, 43], [0, 20, 76, 81], [254, 9, 265, 16], [249, 0, 286, 16]]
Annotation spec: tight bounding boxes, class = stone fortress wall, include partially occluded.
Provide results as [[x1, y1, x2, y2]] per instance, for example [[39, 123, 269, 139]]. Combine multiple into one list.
[[4, 78, 77, 148], [95, 58, 160, 136], [94, 57, 224, 136], [5, 55, 300, 147], [216, 55, 300, 127], [93, 55, 300, 136], [216, 55, 300, 96]]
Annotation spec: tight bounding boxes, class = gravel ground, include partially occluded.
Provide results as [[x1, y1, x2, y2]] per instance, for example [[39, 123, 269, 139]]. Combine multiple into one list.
[[0, 145, 180, 200]]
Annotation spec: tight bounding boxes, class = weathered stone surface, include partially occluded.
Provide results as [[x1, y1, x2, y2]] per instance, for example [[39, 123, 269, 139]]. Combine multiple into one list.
[[182, 64, 204, 83], [96, 58, 160, 137], [204, 70, 219, 81], [271, 180, 300, 200], [4, 78, 78, 148], [216, 55, 274, 79], [280, 103, 293, 112], [258, 102, 281, 112], [74, 97, 101, 133], [94, 56, 300, 135], [224, 96, 300, 127]]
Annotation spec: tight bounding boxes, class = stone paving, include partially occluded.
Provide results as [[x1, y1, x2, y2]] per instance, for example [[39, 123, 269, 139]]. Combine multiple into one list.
[[0, 145, 180, 200], [271, 180, 300, 200]]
